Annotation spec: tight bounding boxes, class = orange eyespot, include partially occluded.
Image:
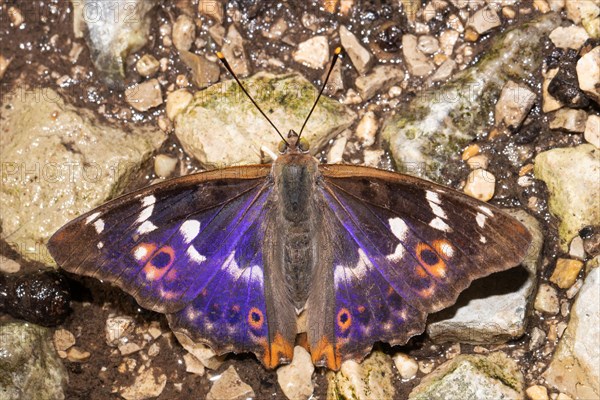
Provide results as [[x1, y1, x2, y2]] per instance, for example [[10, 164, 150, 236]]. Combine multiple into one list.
[[143, 245, 175, 281], [248, 307, 264, 330], [415, 242, 447, 279], [336, 308, 352, 331]]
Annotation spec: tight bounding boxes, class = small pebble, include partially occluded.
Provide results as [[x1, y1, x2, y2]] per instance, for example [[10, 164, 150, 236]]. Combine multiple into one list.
[[569, 236, 586, 260], [276, 346, 315, 400], [148, 342, 160, 357], [363, 149, 384, 168], [221, 25, 250, 77], [339, 26, 372, 74], [549, 109, 588, 132], [119, 342, 142, 356], [179, 50, 220, 88], [502, 6, 517, 18], [125, 79, 163, 112], [584, 114, 600, 148], [495, 81, 536, 129], [403, 34, 434, 77], [120, 368, 167, 400], [105, 316, 135, 346], [550, 258, 583, 289], [556, 392, 574, 400], [8, 6, 24, 26], [576, 46, 600, 105], [172, 14, 196, 51], [184, 353, 205, 376], [461, 144, 480, 160], [418, 360, 435, 374], [533, 0, 551, 13], [0, 54, 11, 81], [355, 111, 378, 147], [467, 7, 501, 34], [566, 278, 583, 299], [198, 0, 224, 23], [529, 327, 546, 351], [393, 353, 419, 380], [439, 29, 459, 56], [166, 89, 193, 120], [66, 346, 91, 362], [0, 255, 20, 273], [136, 54, 160, 77], [534, 284, 560, 314], [154, 154, 178, 178], [54, 329, 76, 352], [206, 366, 254, 400], [293, 36, 329, 69], [464, 169, 495, 201], [429, 58, 456, 82], [549, 25, 590, 49], [417, 35, 440, 55], [464, 28, 479, 42], [526, 384, 549, 400]]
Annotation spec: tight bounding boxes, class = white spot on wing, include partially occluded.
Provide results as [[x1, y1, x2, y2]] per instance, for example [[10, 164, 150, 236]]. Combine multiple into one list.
[[429, 201, 447, 219], [85, 212, 101, 224], [137, 204, 155, 223], [426, 190, 441, 204], [187, 245, 206, 263], [93, 218, 105, 233], [476, 212, 487, 228], [137, 220, 158, 234], [134, 245, 149, 261], [439, 242, 454, 258], [97, 241, 104, 249], [180, 220, 201, 243], [353, 248, 373, 279], [389, 217, 409, 241], [142, 195, 156, 207], [478, 205, 493, 216], [387, 244, 405, 263], [480, 235, 487, 243], [430, 217, 452, 232]]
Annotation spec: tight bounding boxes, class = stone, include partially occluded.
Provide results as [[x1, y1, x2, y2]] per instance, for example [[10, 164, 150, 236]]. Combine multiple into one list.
[[402, 34, 435, 77], [221, 25, 250, 77], [120, 367, 167, 400], [136, 54, 160, 77], [125, 79, 163, 111], [0, 54, 11, 81], [543, 68, 564, 113], [529, 327, 547, 351], [427, 210, 543, 344], [53, 329, 76, 352], [277, 346, 315, 400], [550, 258, 584, 289], [178, 50, 220, 89], [198, 0, 224, 23], [355, 111, 378, 147], [154, 154, 178, 178], [584, 114, 600, 148], [440, 29, 459, 56], [393, 353, 419, 380], [174, 73, 356, 168], [534, 284, 560, 314], [172, 14, 195, 51], [174, 332, 224, 370], [0, 88, 165, 264], [119, 342, 142, 356], [354, 65, 404, 100], [408, 352, 524, 399], [339, 26, 372, 75], [293, 36, 329, 69], [327, 132, 348, 164], [464, 169, 496, 202], [549, 109, 588, 133], [417, 35, 440, 55], [549, 25, 590, 49], [0, 322, 68, 400], [569, 236, 586, 260], [0, 255, 20, 273], [183, 353, 205, 376], [166, 88, 193, 120], [429, 59, 457, 83], [495, 81, 536, 129], [565, 0, 600, 25], [206, 366, 255, 400], [526, 385, 549, 399], [467, 7, 502, 34], [105, 316, 135, 346], [577, 46, 600, 105], [66, 346, 91, 362], [534, 144, 600, 250], [544, 267, 600, 399], [327, 351, 395, 400], [466, 154, 489, 170]]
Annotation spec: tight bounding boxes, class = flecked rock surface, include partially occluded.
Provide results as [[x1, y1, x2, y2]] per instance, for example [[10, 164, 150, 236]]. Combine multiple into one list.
[[534, 144, 600, 250], [206, 366, 255, 400], [277, 346, 315, 400], [0, 89, 165, 264], [543, 267, 600, 399], [327, 351, 395, 400], [381, 13, 561, 182], [0, 322, 68, 400], [174, 72, 356, 168], [409, 352, 524, 400], [427, 210, 543, 343]]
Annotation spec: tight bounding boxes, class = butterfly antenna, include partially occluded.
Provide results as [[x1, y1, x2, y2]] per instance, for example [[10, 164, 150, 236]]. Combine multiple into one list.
[[216, 51, 288, 145], [297, 46, 343, 140]]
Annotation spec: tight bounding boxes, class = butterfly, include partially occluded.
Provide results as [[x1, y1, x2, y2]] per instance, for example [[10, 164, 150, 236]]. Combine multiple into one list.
[[47, 48, 532, 370]]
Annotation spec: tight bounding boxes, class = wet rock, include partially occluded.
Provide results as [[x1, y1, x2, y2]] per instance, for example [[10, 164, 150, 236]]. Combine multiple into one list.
[[440, 29, 460, 56], [544, 267, 600, 399], [402, 34, 435, 77], [153, 154, 178, 178], [549, 25, 590, 49], [125, 79, 163, 112], [463, 169, 496, 202], [382, 14, 561, 182], [495, 81, 536, 129], [66, 346, 91, 362], [427, 210, 543, 344], [526, 385, 549, 399], [0, 270, 71, 326], [393, 353, 419, 380], [174, 72, 356, 167], [576, 46, 600, 105], [198, 0, 224, 24], [105, 315, 135, 347], [355, 111, 379, 147], [585, 114, 600, 148], [172, 14, 196, 51], [549, 108, 588, 132], [417, 35, 440, 55], [136, 54, 160, 77], [569, 236, 586, 260], [408, 352, 524, 400], [166, 89, 194, 121], [277, 346, 314, 400], [429, 59, 457, 83], [178, 50, 220, 89], [467, 7, 502, 34], [221, 25, 250, 77], [0, 322, 68, 400], [174, 332, 224, 370], [206, 366, 255, 400], [0, 88, 164, 263], [534, 144, 600, 250], [120, 367, 167, 400], [53, 329, 76, 353], [293, 36, 329, 69], [0, 255, 20, 274], [72, 0, 159, 86], [534, 284, 560, 315], [327, 351, 395, 400], [183, 353, 205, 376], [355, 65, 404, 100], [543, 68, 564, 113], [549, 57, 590, 108], [339, 26, 372, 75], [565, 0, 599, 28], [550, 258, 584, 289]]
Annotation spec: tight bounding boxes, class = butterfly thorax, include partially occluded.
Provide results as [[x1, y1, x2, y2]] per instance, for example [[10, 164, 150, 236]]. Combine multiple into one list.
[[271, 151, 320, 311]]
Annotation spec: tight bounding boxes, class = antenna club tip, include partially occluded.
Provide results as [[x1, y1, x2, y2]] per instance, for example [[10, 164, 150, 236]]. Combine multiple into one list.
[[216, 51, 224, 59], [335, 47, 342, 55]]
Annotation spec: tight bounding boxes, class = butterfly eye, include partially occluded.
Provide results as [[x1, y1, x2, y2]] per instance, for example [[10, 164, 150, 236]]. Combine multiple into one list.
[[278, 140, 288, 153], [298, 137, 310, 152]]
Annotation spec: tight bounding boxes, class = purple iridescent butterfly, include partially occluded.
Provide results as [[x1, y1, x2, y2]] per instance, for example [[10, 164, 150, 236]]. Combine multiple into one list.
[[48, 49, 532, 370]]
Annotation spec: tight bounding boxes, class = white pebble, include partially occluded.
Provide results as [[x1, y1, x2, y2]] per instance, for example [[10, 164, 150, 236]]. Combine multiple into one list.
[[584, 114, 600, 148], [393, 353, 419, 380], [293, 36, 329, 69], [154, 155, 178, 178], [464, 169, 496, 202], [355, 111, 379, 147], [166, 89, 193, 120]]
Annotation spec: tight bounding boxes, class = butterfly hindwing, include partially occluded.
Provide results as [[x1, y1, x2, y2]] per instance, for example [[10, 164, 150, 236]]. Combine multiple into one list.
[[306, 164, 532, 366]]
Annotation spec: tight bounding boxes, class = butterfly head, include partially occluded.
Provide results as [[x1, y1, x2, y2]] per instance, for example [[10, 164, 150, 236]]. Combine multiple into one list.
[[278, 130, 310, 155]]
